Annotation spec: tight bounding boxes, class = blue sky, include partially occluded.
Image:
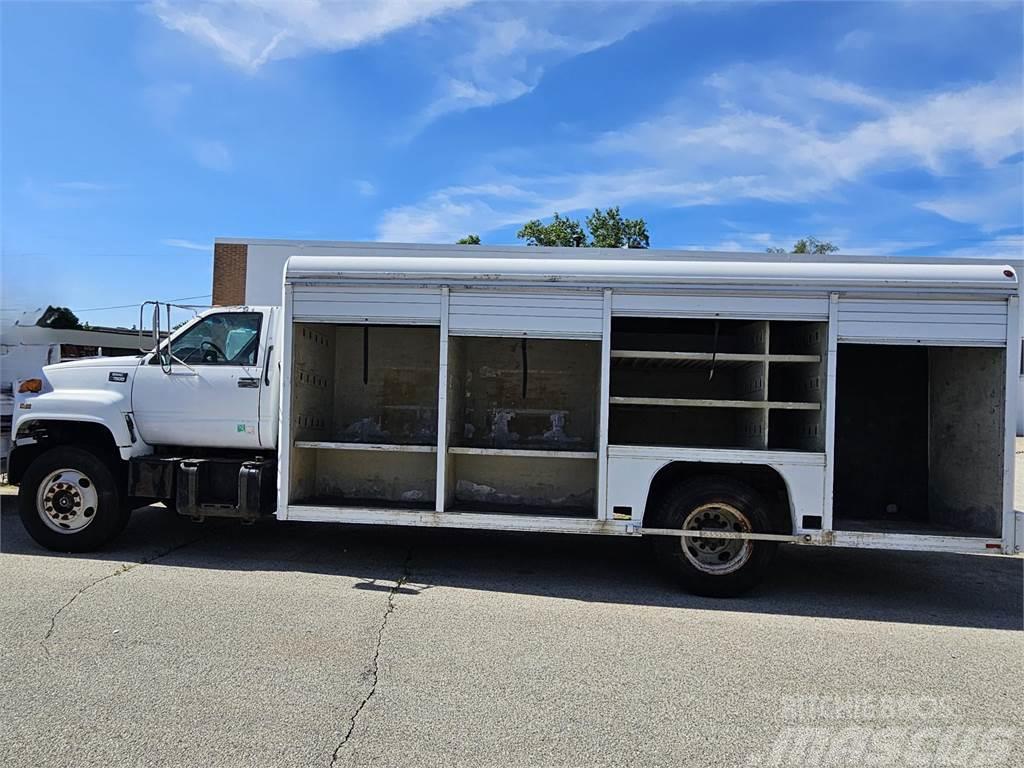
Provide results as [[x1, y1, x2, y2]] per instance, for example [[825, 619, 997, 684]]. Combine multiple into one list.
[[2, 0, 1022, 327]]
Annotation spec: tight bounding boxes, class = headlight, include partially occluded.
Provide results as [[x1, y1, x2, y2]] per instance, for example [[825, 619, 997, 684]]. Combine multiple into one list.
[[18, 378, 43, 393]]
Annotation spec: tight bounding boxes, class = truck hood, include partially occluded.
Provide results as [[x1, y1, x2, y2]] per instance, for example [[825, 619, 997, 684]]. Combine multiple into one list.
[[13, 355, 142, 454], [42, 355, 144, 391]]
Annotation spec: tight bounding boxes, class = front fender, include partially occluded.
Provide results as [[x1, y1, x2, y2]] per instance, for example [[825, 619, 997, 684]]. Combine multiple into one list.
[[14, 389, 143, 460]]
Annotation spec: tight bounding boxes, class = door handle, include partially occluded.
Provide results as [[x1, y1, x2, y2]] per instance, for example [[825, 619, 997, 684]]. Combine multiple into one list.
[[238, 377, 259, 388], [263, 345, 274, 385]]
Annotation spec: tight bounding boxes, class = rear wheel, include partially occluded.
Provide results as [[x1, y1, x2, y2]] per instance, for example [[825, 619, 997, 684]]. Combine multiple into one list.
[[18, 446, 129, 552], [651, 477, 778, 597]]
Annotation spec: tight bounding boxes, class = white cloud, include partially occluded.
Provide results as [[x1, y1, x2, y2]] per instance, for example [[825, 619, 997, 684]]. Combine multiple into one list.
[[22, 179, 114, 208], [704, 65, 892, 116], [161, 238, 209, 251], [600, 71, 1023, 189], [151, 1, 658, 135], [410, 10, 658, 134], [378, 68, 1023, 241], [354, 179, 377, 197], [944, 234, 1024, 261], [149, 0, 472, 73], [838, 82, 1023, 172], [916, 166, 1024, 232], [377, 186, 515, 243], [193, 139, 232, 171], [376, 171, 740, 242]]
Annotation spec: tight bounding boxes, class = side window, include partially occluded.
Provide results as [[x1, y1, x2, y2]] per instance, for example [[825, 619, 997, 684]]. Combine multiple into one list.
[[160, 313, 262, 366]]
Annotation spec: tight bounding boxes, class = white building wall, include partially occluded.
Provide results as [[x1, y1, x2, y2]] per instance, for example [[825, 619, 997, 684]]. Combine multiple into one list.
[[244, 243, 297, 307]]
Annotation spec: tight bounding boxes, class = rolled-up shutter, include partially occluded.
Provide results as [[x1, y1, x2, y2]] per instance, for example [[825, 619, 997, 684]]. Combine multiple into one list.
[[448, 289, 604, 338], [291, 286, 441, 324], [837, 298, 1007, 345], [611, 292, 828, 320]]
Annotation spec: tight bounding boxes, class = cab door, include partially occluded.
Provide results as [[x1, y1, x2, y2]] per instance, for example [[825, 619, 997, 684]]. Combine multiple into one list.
[[257, 307, 280, 448], [131, 310, 268, 449]]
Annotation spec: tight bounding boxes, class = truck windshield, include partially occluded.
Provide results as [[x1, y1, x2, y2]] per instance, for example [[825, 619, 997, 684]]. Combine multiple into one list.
[[157, 312, 262, 366]]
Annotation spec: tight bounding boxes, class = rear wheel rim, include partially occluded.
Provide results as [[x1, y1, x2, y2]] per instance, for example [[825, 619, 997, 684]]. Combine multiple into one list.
[[36, 468, 99, 534], [680, 502, 753, 575]]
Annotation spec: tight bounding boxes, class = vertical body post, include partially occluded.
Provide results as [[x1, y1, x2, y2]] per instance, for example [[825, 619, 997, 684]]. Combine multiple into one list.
[[435, 287, 451, 513], [1001, 294, 1020, 552], [821, 292, 840, 532], [276, 283, 294, 520], [596, 289, 612, 520]]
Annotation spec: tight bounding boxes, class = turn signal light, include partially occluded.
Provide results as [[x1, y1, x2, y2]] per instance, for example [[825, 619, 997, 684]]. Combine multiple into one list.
[[18, 378, 43, 393]]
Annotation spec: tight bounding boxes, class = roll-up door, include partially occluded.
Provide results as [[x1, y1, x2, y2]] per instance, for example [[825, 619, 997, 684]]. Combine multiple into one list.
[[836, 298, 1007, 345], [291, 286, 442, 324], [611, 293, 829, 320], [449, 289, 603, 338]]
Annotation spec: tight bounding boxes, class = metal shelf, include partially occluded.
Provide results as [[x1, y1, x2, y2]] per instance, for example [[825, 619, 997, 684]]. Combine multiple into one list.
[[294, 441, 437, 453], [610, 397, 820, 411], [448, 446, 598, 459], [611, 350, 820, 369]]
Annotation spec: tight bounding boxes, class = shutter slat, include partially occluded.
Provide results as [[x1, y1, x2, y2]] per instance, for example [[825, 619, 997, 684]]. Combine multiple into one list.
[[450, 290, 603, 338], [837, 299, 1007, 345]]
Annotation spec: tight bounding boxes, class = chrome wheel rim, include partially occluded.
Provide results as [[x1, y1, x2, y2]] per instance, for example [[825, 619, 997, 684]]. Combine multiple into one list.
[[36, 468, 99, 534], [680, 502, 753, 575]]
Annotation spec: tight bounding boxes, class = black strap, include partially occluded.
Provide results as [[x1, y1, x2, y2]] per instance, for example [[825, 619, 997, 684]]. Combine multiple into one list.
[[521, 338, 528, 398], [363, 326, 369, 385]]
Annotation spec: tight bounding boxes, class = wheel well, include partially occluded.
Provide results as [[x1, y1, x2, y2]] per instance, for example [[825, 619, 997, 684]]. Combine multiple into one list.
[[8, 420, 121, 485], [643, 462, 793, 534]]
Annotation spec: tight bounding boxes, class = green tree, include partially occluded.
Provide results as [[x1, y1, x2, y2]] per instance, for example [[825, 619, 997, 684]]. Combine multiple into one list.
[[517, 207, 649, 248], [456, 234, 481, 245], [39, 306, 82, 329], [768, 237, 839, 255], [586, 207, 650, 248], [517, 212, 589, 247]]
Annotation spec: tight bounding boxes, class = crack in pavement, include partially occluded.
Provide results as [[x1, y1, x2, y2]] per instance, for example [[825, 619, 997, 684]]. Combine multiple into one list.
[[330, 546, 414, 766], [40, 533, 206, 658]]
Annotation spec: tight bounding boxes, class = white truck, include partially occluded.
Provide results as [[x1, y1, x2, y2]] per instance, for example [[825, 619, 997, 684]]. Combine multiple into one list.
[[9, 246, 1022, 596]]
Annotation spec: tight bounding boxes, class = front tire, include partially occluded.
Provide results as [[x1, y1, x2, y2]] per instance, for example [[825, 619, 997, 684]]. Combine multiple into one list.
[[652, 477, 778, 597], [18, 446, 129, 552]]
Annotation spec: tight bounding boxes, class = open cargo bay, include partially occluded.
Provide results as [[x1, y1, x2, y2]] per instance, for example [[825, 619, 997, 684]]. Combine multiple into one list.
[[280, 255, 1017, 554]]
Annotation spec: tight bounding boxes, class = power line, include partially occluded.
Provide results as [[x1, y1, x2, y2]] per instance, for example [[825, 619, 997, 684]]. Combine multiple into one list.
[[74, 294, 212, 313]]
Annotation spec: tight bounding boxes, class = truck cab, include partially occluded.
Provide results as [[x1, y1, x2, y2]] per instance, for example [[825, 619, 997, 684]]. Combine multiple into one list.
[[8, 305, 280, 552]]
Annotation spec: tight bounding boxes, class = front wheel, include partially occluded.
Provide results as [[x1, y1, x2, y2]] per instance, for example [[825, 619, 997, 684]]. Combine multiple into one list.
[[18, 446, 129, 552], [651, 477, 779, 597]]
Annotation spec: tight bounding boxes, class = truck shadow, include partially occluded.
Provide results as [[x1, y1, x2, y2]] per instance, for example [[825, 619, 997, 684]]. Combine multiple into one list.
[[2, 500, 1020, 631]]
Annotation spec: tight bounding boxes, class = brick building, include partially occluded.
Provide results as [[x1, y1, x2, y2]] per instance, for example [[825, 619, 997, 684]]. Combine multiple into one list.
[[212, 241, 248, 306]]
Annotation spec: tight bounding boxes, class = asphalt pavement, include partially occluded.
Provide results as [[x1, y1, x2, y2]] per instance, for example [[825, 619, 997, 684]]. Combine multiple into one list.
[[1, 487, 1021, 767]]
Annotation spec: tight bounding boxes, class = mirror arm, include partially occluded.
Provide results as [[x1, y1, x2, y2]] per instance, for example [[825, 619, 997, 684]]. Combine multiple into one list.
[[168, 354, 197, 374]]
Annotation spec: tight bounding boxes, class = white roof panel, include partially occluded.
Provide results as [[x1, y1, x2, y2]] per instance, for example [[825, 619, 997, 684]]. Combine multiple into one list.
[[284, 253, 1018, 295]]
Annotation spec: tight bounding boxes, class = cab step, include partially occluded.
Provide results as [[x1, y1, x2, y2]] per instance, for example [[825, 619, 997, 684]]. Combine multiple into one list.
[[175, 457, 276, 522]]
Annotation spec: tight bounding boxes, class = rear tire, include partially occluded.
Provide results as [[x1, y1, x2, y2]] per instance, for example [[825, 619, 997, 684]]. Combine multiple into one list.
[[651, 477, 778, 597], [18, 446, 129, 552]]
